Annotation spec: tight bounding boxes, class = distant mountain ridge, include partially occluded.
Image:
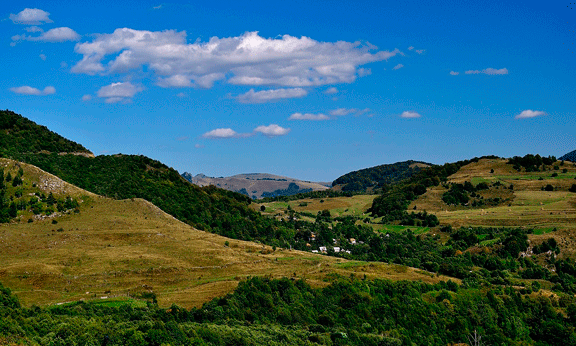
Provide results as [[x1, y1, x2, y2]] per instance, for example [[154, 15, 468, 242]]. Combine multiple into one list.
[[182, 172, 331, 199], [332, 160, 433, 192], [560, 149, 576, 162]]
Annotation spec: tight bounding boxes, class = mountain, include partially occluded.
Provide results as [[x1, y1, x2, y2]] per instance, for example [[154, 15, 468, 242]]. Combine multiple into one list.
[[332, 160, 432, 192], [560, 149, 576, 162], [0, 111, 293, 244], [0, 158, 439, 309], [182, 172, 331, 199], [0, 109, 92, 157]]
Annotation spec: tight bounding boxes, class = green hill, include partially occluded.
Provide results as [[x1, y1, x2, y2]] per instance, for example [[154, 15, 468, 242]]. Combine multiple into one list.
[[332, 160, 432, 192], [560, 149, 576, 162], [1, 110, 290, 243], [0, 110, 91, 157]]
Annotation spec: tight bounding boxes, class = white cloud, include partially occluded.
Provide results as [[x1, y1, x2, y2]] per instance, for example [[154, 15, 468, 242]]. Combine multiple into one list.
[[71, 29, 401, 89], [195, 144, 204, 148], [450, 71, 459, 75], [324, 87, 338, 94], [96, 82, 142, 103], [400, 111, 421, 118], [236, 88, 307, 104], [465, 68, 508, 75], [176, 136, 189, 141], [393, 64, 404, 70], [330, 108, 357, 116], [10, 8, 52, 25], [39, 53, 46, 60], [288, 112, 330, 121], [253, 124, 290, 137], [25, 26, 43, 33], [515, 110, 546, 119], [483, 67, 508, 75], [358, 68, 371, 77], [176, 92, 187, 98], [415, 49, 425, 54], [9, 85, 55, 95], [153, 4, 163, 10], [60, 61, 68, 68], [408, 46, 414, 51], [81, 94, 92, 101], [12, 27, 81, 42], [202, 128, 240, 139]]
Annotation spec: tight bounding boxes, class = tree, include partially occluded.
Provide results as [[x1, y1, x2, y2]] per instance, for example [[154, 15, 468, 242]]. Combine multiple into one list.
[[467, 329, 485, 346], [570, 184, 576, 193]]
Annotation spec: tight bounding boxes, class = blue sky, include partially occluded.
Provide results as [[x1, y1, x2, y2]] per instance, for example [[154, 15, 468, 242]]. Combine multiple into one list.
[[1, 0, 574, 181]]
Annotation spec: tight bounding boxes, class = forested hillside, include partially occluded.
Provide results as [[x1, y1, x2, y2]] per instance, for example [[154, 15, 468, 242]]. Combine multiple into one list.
[[561, 149, 576, 162], [2, 277, 576, 345], [0, 110, 90, 157], [13, 153, 287, 240], [332, 160, 431, 192]]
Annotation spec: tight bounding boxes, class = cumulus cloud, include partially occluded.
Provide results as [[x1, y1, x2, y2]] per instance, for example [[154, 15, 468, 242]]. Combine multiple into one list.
[[10, 8, 52, 25], [408, 46, 414, 51], [194, 144, 205, 148], [176, 92, 187, 98], [202, 124, 291, 139], [400, 111, 421, 118], [465, 68, 508, 75], [253, 124, 290, 137], [71, 29, 401, 89], [324, 87, 338, 94], [81, 94, 92, 101], [96, 82, 142, 103], [415, 49, 425, 54], [393, 64, 404, 70], [39, 53, 46, 60], [12, 27, 81, 42], [288, 112, 330, 121], [10, 85, 55, 95], [450, 71, 459, 75], [515, 110, 546, 119], [202, 128, 241, 139], [236, 88, 307, 104]]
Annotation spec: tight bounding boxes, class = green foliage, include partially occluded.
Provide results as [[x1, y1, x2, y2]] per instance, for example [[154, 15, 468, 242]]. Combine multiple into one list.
[[560, 149, 576, 163], [369, 157, 498, 223], [261, 182, 312, 198], [4, 276, 576, 345], [0, 110, 90, 157], [507, 154, 557, 172], [332, 160, 432, 192]]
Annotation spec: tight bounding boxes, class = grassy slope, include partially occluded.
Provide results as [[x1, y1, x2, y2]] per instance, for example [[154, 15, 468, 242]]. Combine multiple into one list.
[[410, 158, 576, 255], [0, 159, 454, 309]]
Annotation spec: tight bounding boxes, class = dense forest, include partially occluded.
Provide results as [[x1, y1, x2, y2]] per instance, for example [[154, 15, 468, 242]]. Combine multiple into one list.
[[2, 276, 576, 345], [0, 110, 90, 157], [560, 150, 576, 163], [331, 160, 431, 192]]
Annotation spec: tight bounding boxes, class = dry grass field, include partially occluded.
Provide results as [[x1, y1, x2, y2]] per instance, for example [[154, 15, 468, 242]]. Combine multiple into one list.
[[0, 159, 453, 309]]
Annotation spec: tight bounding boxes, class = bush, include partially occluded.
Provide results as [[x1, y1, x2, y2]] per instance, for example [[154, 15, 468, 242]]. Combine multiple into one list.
[[569, 184, 576, 193]]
